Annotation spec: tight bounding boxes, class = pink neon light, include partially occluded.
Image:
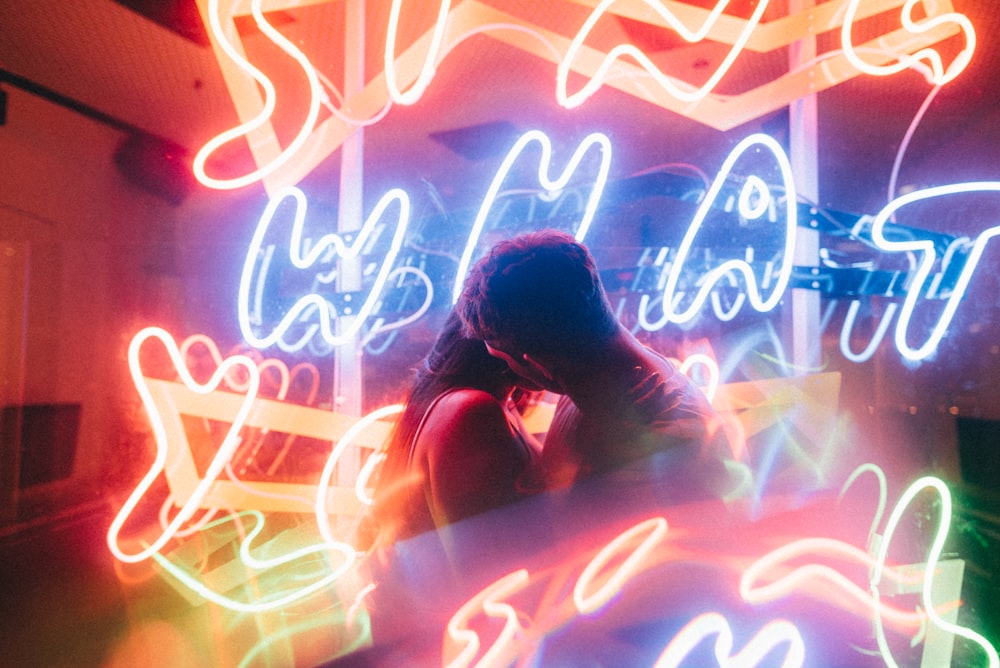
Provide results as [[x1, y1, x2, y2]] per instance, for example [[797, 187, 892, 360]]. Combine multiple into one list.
[[841, 0, 975, 86], [557, 0, 771, 108], [444, 569, 531, 668], [679, 353, 720, 401], [193, 0, 322, 190], [451, 130, 613, 303], [653, 612, 805, 668], [238, 185, 411, 350], [868, 182, 1000, 361], [107, 326, 260, 564], [384, 0, 451, 105], [639, 133, 797, 329], [573, 517, 668, 615]]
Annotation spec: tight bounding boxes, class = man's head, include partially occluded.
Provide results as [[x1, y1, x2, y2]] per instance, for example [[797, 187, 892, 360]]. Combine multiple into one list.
[[457, 230, 619, 390]]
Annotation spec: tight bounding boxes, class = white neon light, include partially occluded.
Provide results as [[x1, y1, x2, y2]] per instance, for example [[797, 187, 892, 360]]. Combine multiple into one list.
[[451, 130, 612, 303], [444, 570, 530, 668], [194, 0, 322, 190], [639, 133, 797, 329], [679, 353, 720, 401], [839, 301, 898, 364], [557, 0, 771, 108], [841, 0, 975, 86], [107, 326, 260, 564], [868, 182, 1000, 361], [573, 517, 668, 615], [314, 404, 404, 547], [238, 186, 411, 350], [871, 476, 999, 668], [384, 0, 452, 105], [653, 612, 805, 668]]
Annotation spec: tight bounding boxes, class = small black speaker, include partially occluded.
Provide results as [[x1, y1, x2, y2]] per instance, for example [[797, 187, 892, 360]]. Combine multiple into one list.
[[114, 133, 195, 206]]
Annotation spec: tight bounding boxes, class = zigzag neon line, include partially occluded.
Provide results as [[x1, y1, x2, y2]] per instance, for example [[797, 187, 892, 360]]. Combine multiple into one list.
[[107, 326, 260, 564], [839, 301, 898, 364], [841, 0, 975, 86], [444, 569, 531, 668], [150, 510, 356, 613], [384, 0, 452, 105], [868, 182, 1000, 361], [557, 0, 771, 108], [871, 476, 999, 668], [639, 133, 796, 329], [194, 0, 322, 190], [653, 612, 805, 668], [238, 186, 411, 349], [573, 517, 668, 614], [451, 130, 612, 303]]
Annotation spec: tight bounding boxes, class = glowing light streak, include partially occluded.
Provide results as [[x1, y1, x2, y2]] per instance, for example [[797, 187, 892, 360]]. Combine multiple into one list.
[[150, 510, 356, 613], [384, 0, 452, 105], [653, 612, 805, 668], [238, 186, 411, 350], [870, 476, 999, 668], [194, 0, 322, 190], [355, 451, 386, 507], [107, 327, 260, 563], [868, 182, 1000, 361], [639, 133, 796, 329], [444, 569, 531, 668], [679, 353, 720, 401], [573, 517, 668, 614], [360, 265, 435, 347], [839, 301, 898, 363], [557, 0, 771, 108], [451, 130, 612, 303], [315, 404, 404, 547], [841, 0, 975, 86]]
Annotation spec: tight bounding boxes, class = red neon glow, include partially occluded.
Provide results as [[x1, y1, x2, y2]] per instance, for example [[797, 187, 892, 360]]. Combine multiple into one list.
[[194, 0, 322, 190], [842, 0, 975, 86], [444, 569, 531, 668], [384, 0, 452, 105], [107, 326, 260, 564], [557, 0, 771, 107], [573, 517, 668, 614]]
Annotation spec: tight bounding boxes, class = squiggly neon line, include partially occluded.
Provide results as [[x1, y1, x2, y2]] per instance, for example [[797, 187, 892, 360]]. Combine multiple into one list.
[[315, 404, 404, 547], [451, 130, 612, 303], [841, 0, 975, 86], [238, 186, 411, 350], [384, 0, 452, 105], [445, 569, 531, 668], [194, 0, 322, 190], [839, 300, 898, 363], [107, 326, 260, 564], [868, 182, 1000, 361], [871, 477, 999, 668], [679, 353, 720, 401], [150, 510, 355, 613], [653, 612, 805, 668], [573, 517, 668, 614], [558, 0, 771, 108], [639, 133, 796, 329]]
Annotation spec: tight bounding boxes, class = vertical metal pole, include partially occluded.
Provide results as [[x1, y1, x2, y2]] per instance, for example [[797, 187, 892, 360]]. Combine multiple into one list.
[[334, 0, 365, 498], [788, 0, 821, 372]]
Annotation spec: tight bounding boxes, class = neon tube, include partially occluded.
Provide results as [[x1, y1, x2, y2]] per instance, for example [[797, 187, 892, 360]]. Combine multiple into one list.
[[653, 612, 805, 668], [451, 130, 612, 303], [639, 133, 797, 329], [384, 0, 452, 105], [194, 0, 322, 190]]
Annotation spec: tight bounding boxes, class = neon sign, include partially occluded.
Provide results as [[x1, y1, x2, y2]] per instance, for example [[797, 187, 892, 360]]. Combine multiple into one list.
[[557, 0, 772, 108], [196, 0, 974, 192], [441, 470, 998, 667], [238, 185, 414, 351], [451, 130, 613, 303], [638, 133, 797, 329]]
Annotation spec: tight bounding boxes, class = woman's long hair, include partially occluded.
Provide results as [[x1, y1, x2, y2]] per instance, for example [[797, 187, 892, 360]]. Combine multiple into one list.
[[368, 309, 512, 542]]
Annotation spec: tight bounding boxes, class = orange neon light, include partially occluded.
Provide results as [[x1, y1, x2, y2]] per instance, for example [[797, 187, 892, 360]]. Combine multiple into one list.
[[195, 0, 973, 191]]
